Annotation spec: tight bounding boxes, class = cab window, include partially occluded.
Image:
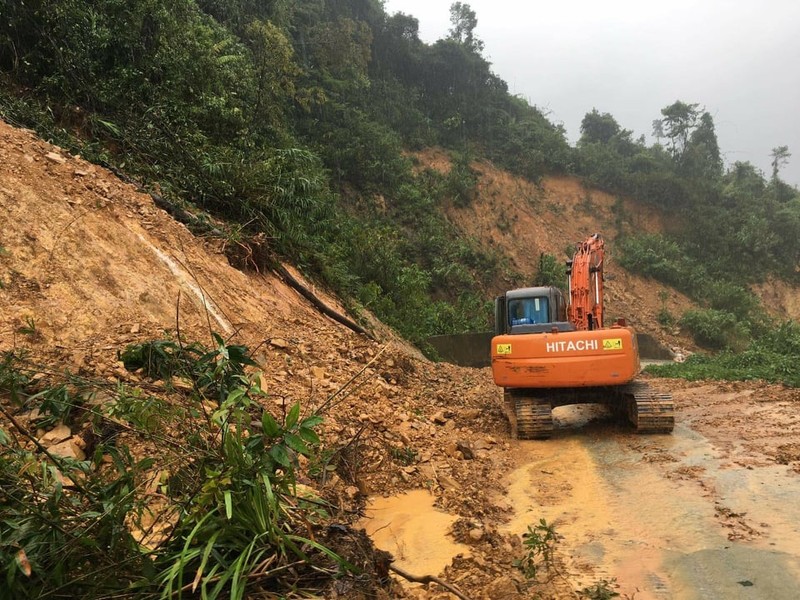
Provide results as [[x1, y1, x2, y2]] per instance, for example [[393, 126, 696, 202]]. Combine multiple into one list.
[[508, 297, 550, 326]]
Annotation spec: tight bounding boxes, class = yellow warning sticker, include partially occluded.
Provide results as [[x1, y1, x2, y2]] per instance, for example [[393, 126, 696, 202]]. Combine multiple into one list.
[[603, 338, 623, 350], [496, 343, 512, 355]]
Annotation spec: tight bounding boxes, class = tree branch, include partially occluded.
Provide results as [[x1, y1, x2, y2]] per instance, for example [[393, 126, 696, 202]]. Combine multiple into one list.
[[389, 564, 474, 600]]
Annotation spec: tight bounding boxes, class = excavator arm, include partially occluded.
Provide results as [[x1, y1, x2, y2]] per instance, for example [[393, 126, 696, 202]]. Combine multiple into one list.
[[567, 233, 605, 331]]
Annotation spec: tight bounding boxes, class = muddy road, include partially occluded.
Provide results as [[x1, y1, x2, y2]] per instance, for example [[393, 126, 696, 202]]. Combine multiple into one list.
[[363, 379, 800, 599]]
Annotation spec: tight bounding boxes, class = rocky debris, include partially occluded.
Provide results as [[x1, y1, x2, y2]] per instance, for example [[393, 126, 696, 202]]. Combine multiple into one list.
[[45, 151, 67, 165]]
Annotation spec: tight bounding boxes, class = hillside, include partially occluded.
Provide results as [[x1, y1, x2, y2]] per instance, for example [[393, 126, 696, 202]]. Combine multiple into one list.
[[0, 118, 539, 597], [3, 120, 800, 600], [416, 149, 800, 349], [414, 149, 693, 350]]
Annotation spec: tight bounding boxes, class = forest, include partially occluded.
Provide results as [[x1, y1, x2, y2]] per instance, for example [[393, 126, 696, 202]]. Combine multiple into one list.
[[1, 0, 798, 354]]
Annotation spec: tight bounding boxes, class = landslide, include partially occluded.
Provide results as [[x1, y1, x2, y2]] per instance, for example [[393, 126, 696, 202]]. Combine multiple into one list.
[[0, 121, 558, 596], [415, 148, 696, 354], [3, 120, 800, 600]]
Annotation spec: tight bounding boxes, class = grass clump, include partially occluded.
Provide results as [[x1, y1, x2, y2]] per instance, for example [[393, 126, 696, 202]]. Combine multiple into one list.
[[0, 334, 365, 599], [513, 518, 558, 581]]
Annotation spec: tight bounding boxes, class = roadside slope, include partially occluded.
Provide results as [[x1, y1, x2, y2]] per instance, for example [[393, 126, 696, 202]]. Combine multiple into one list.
[[0, 118, 565, 597], [3, 119, 800, 600]]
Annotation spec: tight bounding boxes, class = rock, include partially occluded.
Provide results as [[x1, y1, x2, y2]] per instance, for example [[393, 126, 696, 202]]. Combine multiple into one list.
[[311, 366, 326, 380], [40, 424, 72, 445], [456, 441, 475, 460], [482, 575, 519, 599], [130, 323, 141, 334], [462, 408, 481, 419], [432, 411, 448, 425], [437, 473, 461, 491], [15, 408, 42, 425], [270, 338, 289, 349], [468, 528, 484, 542], [445, 442, 460, 458], [45, 151, 66, 165], [48, 438, 86, 461], [323, 473, 341, 489]]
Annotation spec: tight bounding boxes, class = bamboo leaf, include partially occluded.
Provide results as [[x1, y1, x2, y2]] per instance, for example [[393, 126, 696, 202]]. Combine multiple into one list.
[[224, 490, 233, 520], [192, 530, 221, 593]]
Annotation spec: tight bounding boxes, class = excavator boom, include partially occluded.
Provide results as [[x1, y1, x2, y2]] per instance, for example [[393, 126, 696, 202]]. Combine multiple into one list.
[[567, 232, 605, 331]]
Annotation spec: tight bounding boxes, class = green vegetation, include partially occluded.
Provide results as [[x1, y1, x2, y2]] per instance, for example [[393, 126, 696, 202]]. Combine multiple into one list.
[[1, 0, 523, 347], [0, 1, 798, 360], [533, 253, 565, 288], [0, 336, 370, 599], [513, 518, 558, 581], [646, 321, 800, 387], [578, 579, 621, 600], [578, 102, 797, 355]]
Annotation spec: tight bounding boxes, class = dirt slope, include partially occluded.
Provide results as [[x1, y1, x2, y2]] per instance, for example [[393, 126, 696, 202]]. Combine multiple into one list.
[[3, 120, 800, 599], [0, 118, 546, 596], [414, 149, 694, 353]]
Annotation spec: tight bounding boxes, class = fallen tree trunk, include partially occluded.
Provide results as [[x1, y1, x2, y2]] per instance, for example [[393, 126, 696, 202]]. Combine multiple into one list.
[[272, 263, 372, 339]]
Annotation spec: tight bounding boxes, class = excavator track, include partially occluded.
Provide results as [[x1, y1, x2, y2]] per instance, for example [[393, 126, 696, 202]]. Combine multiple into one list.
[[619, 381, 674, 433], [504, 392, 553, 439]]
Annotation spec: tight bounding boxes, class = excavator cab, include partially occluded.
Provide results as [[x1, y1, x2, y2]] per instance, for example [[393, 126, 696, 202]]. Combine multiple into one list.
[[494, 286, 573, 336]]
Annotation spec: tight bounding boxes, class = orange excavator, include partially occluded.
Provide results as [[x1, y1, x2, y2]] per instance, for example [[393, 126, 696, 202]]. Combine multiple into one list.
[[491, 233, 674, 439]]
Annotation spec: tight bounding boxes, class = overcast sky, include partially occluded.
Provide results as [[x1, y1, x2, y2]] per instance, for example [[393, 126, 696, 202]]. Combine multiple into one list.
[[383, 0, 800, 187]]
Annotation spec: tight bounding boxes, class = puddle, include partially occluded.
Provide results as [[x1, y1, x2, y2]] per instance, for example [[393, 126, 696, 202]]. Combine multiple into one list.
[[359, 489, 470, 576], [503, 410, 800, 599]]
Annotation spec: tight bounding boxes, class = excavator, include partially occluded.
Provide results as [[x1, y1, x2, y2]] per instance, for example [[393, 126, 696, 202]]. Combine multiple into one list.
[[491, 233, 674, 439]]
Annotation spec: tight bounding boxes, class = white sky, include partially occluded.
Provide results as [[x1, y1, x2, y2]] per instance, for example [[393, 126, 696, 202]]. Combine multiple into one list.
[[382, 0, 800, 187]]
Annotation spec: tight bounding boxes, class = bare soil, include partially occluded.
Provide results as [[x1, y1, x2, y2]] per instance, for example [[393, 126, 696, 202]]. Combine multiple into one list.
[[2, 121, 800, 598]]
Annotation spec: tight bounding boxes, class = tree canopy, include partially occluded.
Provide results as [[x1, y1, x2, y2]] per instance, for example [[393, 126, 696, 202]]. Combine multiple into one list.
[[0, 0, 797, 349]]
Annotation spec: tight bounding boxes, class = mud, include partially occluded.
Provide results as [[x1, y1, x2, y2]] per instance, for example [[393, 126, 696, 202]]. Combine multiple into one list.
[[359, 490, 471, 576], [365, 397, 800, 598], [501, 406, 800, 598]]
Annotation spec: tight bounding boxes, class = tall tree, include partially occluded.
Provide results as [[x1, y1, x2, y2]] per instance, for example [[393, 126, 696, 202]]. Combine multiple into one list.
[[651, 119, 665, 145], [448, 2, 483, 53], [659, 100, 700, 158], [684, 111, 722, 179], [771, 145, 791, 180], [579, 109, 621, 145], [243, 20, 304, 138]]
